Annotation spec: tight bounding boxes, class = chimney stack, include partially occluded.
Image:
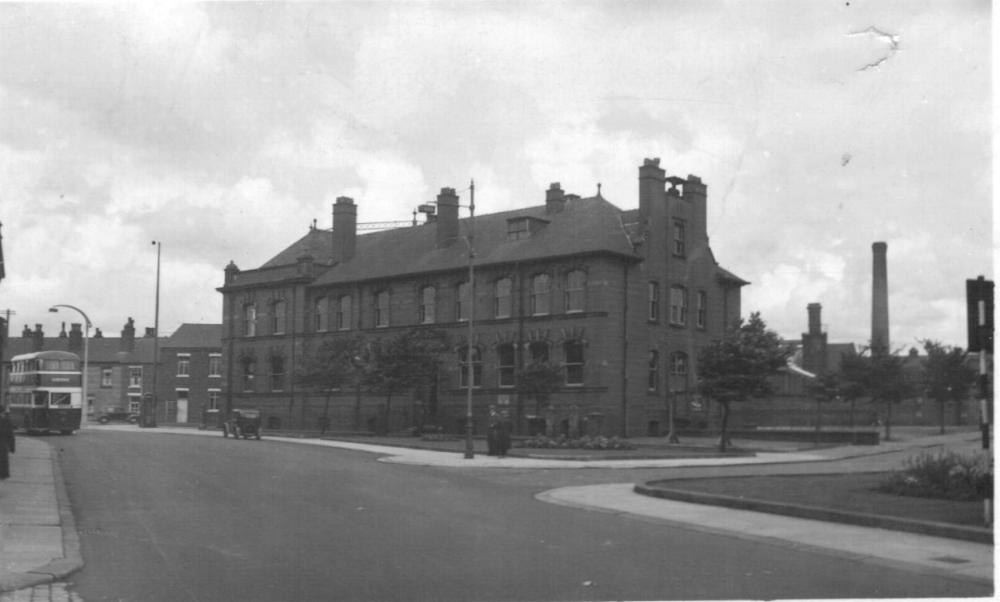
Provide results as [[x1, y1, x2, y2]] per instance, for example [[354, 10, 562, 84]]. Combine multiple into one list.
[[32, 324, 44, 351], [332, 197, 357, 263], [802, 303, 828, 375], [435, 187, 460, 248], [545, 182, 566, 214], [638, 158, 666, 225], [69, 323, 83, 353], [871, 242, 890, 354], [685, 174, 708, 245], [121, 317, 136, 352]]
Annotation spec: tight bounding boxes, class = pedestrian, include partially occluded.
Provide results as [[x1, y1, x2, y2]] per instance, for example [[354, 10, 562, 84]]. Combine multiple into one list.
[[0, 408, 15, 481], [497, 407, 512, 458], [486, 405, 499, 456]]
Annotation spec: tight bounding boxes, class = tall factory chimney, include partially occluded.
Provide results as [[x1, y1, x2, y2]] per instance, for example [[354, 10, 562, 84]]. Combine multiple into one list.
[[871, 241, 889, 354]]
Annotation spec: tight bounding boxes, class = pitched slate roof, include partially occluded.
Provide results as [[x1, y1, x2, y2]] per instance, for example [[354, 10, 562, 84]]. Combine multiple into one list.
[[164, 324, 222, 349], [2, 337, 161, 363]]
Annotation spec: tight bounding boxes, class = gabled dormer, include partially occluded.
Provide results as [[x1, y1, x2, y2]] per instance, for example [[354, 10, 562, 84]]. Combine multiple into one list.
[[506, 215, 550, 240]]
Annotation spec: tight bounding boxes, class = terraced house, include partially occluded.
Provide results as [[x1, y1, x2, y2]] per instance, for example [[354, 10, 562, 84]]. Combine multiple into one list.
[[217, 158, 746, 437]]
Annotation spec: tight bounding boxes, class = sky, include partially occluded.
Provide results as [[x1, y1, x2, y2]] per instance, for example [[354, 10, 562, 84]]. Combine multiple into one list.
[[0, 1, 992, 352]]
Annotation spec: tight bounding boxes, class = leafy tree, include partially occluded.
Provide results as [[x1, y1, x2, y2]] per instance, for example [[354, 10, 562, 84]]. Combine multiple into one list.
[[838, 346, 914, 440], [921, 340, 976, 434], [366, 329, 450, 434], [296, 333, 370, 434], [806, 372, 840, 446], [697, 312, 790, 452], [837, 350, 869, 431], [517, 360, 563, 432]]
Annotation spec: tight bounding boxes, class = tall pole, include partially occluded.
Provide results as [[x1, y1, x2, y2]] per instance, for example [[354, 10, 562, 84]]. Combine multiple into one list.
[[48, 304, 90, 424], [464, 179, 476, 459], [152, 241, 161, 424]]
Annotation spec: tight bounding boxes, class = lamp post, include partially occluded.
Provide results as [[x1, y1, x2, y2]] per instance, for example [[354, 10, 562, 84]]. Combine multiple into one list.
[[151, 241, 161, 426], [462, 180, 476, 459], [48, 304, 90, 423]]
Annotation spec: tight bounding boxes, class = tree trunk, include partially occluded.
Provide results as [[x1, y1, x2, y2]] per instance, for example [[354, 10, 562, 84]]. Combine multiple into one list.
[[815, 398, 823, 447], [321, 392, 331, 436], [939, 398, 946, 434], [849, 398, 857, 445], [719, 401, 729, 453], [666, 390, 679, 444], [383, 393, 393, 435]]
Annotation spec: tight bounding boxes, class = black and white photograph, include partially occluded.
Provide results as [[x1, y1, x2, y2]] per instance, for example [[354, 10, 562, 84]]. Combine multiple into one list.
[[0, 2, 992, 601]]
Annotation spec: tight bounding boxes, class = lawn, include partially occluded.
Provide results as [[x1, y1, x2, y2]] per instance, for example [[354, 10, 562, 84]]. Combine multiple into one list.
[[647, 472, 987, 527]]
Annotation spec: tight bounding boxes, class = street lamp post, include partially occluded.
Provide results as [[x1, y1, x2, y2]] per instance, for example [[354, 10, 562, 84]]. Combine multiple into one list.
[[151, 241, 161, 426], [48, 304, 91, 423], [463, 181, 476, 459]]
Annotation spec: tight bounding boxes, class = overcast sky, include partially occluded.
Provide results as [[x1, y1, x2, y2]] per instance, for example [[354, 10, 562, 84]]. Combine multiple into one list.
[[0, 1, 991, 352]]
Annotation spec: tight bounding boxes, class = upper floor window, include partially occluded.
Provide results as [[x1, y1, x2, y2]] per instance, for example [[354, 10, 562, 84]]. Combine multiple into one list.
[[101, 368, 113, 388], [315, 297, 329, 332], [242, 360, 256, 392], [459, 346, 482, 388], [673, 220, 686, 257], [564, 270, 585, 313], [338, 295, 352, 331], [563, 340, 584, 386], [242, 304, 257, 337], [497, 343, 516, 388], [457, 282, 471, 322], [207, 390, 220, 410], [374, 290, 390, 328], [128, 366, 142, 388], [670, 286, 688, 326], [648, 281, 660, 322], [696, 291, 707, 329], [648, 350, 660, 392], [530, 274, 551, 316], [272, 300, 287, 335], [208, 355, 222, 377], [419, 286, 436, 324], [494, 278, 512, 319], [177, 356, 190, 377]]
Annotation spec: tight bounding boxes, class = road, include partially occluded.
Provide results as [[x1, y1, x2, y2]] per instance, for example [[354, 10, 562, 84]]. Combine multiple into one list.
[[53, 430, 989, 601]]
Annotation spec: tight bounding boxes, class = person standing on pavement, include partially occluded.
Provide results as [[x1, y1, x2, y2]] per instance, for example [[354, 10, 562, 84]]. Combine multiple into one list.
[[0, 407, 15, 480]]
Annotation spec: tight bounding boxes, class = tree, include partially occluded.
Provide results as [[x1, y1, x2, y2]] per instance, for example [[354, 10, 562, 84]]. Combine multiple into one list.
[[838, 346, 913, 440], [806, 372, 840, 447], [838, 350, 869, 432], [517, 360, 563, 433], [366, 329, 450, 434], [296, 333, 369, 434], [921, 340, 976, 434], [697, 312, 790, 452]]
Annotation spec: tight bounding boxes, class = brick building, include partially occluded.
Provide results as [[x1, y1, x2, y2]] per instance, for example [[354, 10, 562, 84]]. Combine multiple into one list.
[[1, 319, 222, 426], [217, 158, 746, 437]]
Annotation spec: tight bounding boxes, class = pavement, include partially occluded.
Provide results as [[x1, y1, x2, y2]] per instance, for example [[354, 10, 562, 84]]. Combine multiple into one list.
[[0, 425, 994, 600]]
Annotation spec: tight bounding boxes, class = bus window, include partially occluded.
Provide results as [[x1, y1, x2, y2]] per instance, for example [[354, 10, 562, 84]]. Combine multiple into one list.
[[33, 391, 48, 406], [60, 360, 77, 370], [50, 393, 71, 406]]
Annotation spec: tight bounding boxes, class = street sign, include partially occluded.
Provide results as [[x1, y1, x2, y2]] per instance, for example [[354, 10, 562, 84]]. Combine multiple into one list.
[[966, 277, 994, 354]]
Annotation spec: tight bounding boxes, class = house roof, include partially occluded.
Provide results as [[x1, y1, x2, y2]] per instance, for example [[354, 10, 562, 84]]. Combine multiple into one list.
[[3, 336, 161, 364], [239, 195, 745, 288], [164, 323, 222, 349]]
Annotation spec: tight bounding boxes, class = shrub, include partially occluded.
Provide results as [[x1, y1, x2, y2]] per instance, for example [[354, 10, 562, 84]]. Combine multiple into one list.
[[514, 434, 636, 451], [878, 450, 993, 501]]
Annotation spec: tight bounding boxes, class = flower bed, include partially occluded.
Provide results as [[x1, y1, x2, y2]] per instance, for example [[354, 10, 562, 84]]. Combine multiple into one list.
[[514, 434, 637, 451], [878, 450, 993, 501]]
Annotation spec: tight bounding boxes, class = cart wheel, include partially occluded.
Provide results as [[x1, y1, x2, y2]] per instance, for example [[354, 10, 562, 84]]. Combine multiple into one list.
[[222, 425, 229, 437], [233, 426, 241, 439]]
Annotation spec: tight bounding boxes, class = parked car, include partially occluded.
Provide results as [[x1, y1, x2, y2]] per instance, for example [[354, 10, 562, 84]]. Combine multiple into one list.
[[222, 408, 262, 440], [96, 408, 139, 424]]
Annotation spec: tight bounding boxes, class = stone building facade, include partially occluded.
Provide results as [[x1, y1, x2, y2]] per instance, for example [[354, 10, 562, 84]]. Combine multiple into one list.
[[217, 158, 745, 437]]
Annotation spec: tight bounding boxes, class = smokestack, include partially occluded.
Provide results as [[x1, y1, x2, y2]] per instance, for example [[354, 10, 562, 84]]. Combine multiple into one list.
[[871, 242, 889, 354], [802, 303, 828, 375], [807, 303, 822, 335], [332, 197, 357, 262]]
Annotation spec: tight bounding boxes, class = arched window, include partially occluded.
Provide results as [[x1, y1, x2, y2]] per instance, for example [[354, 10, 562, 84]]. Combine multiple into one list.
[[497, 343, 516, 388], [530, 273, 551, 316], [670, 352, 689, 375], [494, 278, 512, 319], [564, 270, 586, 313], [459, 346, 482, 388], [272, 299, 287, 335], [314, 297, 329, 332], [563, 340, 584, 386], [420, 286, 436, 324]]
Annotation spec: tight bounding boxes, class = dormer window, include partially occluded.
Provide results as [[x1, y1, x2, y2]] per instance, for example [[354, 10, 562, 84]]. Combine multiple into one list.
[[506, 216, 550, 240]]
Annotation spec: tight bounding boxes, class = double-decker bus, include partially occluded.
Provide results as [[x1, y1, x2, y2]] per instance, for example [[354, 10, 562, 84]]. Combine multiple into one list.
[[5, 350, 83, 434]]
